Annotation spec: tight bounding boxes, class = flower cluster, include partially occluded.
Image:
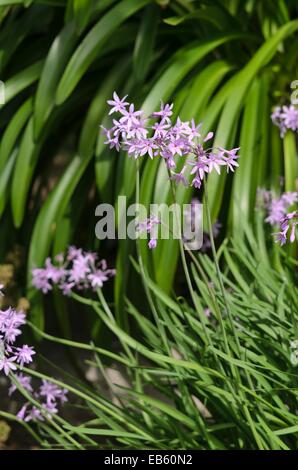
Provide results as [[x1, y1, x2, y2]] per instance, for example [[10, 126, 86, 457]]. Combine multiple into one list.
[[0, 306, 35, 375], [0, 290, 67, 422], [137, 215, 160, 249], [11, 376, 67, 423], [32, 246, 115, 295], [271, 105, 298, 137], [258, 189, 298, 225], [273, 211, 298, 246], [102, 92, 240, 189], [258, 189, 298, 245]]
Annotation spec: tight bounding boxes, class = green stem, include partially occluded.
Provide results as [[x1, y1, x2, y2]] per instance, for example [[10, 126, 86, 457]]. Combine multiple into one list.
[[203, 175, 241, 356], [96, 287, 136, 363], [0, 410, 45, 446], [135, 160, 171, 353], [10, 373, 84, 449], [28, 319, 132, 367], [204, 176, 264, 448], [165, 165, 198, 312], [21, 366, 154, 442]]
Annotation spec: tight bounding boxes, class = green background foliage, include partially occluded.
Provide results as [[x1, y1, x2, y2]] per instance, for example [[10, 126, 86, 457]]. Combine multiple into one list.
[[0, 0, 297, 329]]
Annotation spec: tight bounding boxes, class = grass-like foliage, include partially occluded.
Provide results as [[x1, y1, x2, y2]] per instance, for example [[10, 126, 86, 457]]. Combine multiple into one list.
[[0, 0, 297, 329], [0, 0, 297, 450], [9, 222, 297, 450]]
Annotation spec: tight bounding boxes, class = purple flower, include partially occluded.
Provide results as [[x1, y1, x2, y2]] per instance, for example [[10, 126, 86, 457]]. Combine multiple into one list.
[[168, 138, 185, 157], [1, 290, 68, 424], [32, 268, 52, 293], [152, 121, 170, 138], [107, 92, 129, 115], [67, 245, 82, 260], [192, 176, 202, 189], [219, 147, 240, 172], [43, 401, 58, 418], [152, 101, 173, 120], [25, 406, 44, 422], [161, 150, 176, 169], [170, 167, 188, 186], [15, 344, 36, 367], [188, 158, 209, 181], [9, 373, 33, 396], [14, 377, 68, 423], [69, 253, 91, 284], [57, 388, 68, 404], [88, 270, 109, 289], [273, 230, 288, 245], [271, 104, 298, 137], [186, 119, 201, 141], [17, 404, 28, 420], [259, 188, 298, 245], [59, 281, 75, 296], [32, 246, 115, 295], [39, 380, 67, 405], [0, 356, 17, 375], [3, 323, 22, 344], [0, 302, 37, 411], [137, 215, 160, 233], [138, 139, 157, 159], [103, 92, 240, 186], [103, 130, 121, 151], [273, 211, 298, 245], [120, 103, 143, 129], [204, 131, 214, 142], [280, 105, 298, 132], [263, 190, 298, 226], [290, 223, 297, 242], [102, 92, 240, 250], [271, 106, 282, 124], [44, 258, 66, 284], [206, 153, 222, 174], [137, 215, 160, 249], [265, 199, 286, 226], [282, 192, 298, 206], [148, 238, 157, 249]]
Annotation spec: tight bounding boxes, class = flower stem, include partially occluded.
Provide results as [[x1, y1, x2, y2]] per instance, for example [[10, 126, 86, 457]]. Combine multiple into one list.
[[203, 175, 242, 356], [166, 165, 198, 312], [135, 160, 171, 353]]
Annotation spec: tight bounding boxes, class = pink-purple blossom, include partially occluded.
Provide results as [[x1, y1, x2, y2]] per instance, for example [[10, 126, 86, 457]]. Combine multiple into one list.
[[0, 306, 34, 375], [10, 375, 68, 423], [15, 344, 36, 367], [258, 188, 298, 245], [271, 105, 298, 137], [0, 292, 68, 423], [8, 373, 33, 396], [259, 190, 298, 226], [39, 379, 68, 405], [148, 238, 157, 250], [103, 93, 240, 189], [107, 92, 129, 114], [32, 246, 115, 295], [0, 356, 17, 375], [273, 211, 298, 246], [137, 215, 160, 249]]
